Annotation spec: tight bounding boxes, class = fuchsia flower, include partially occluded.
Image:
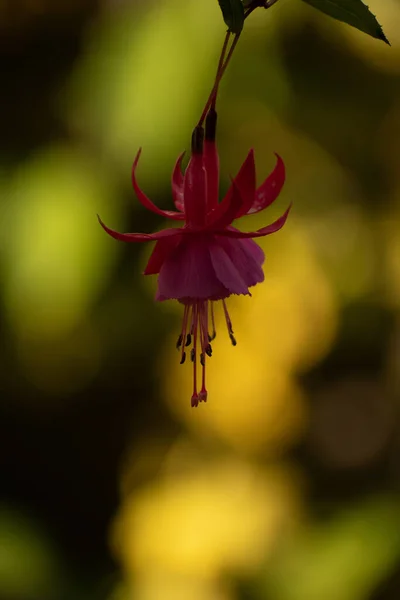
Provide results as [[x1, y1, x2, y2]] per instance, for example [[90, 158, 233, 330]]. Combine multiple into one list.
[[98, 111, 290, 406]]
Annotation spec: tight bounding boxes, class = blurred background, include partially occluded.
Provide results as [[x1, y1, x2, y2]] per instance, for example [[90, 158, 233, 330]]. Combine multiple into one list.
[[1, 0, 400, 598]]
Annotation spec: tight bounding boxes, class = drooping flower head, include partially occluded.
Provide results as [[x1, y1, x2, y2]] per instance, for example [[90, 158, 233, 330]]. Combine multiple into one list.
[[98, 109, 290, 406]]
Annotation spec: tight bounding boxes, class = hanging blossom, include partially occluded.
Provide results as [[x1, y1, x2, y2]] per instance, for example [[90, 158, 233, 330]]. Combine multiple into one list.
[[98, 110, 290, 407]]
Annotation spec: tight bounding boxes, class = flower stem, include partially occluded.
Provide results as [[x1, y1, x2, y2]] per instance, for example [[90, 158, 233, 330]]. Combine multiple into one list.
[[210, 30, 231, 112], [197, 0, 273, 127], [197, 32, 240, 128]]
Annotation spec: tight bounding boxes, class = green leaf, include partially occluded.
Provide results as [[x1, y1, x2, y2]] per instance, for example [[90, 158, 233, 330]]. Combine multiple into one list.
[[217, 0, 245, 34], [300, 0, 389, 44]]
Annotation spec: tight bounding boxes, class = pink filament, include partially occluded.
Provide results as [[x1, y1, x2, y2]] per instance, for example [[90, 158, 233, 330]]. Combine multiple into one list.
[[179, 299, 237, 406]]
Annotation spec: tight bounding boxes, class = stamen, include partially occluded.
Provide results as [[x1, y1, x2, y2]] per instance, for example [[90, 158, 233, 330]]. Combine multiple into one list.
[[221, 300, 238, 345], [190, 308, 196, 335], [181, 301, 214, 406], [209, 301, 216, 340], [198, 301, 209, 403], [222, 299, 233, 334], [179, 304, 190, 364], [200, 302, 208, 348], [176, 333, 183, 349], [191, 302, 199, 407]]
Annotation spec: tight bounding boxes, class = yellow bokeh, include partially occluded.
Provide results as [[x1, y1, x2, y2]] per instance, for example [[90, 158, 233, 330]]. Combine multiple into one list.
[[2, 0, 400, 598], [126, 571, 233, 600], [160, 220, 337, 454], [112, 453, 301, 583]]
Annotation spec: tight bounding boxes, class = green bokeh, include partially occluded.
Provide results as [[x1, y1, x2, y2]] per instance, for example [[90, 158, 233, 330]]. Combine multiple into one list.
[[0, 1, 399, 599]]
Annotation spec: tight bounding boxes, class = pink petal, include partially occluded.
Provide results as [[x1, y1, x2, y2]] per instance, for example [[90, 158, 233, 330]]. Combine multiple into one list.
[[156, 235, 230, 301], [144, 235, 182, 275], [239, 238, 265, 267], [228, 227, 266, 266], [207, 181, 244, 229], [247, 154, 285, 215], [132, 149, 185, 220], [224, 149, 257, 219], [213, 205, 291, 239], [97, 214, 183, 243], [217, 235, 265, 288], [171, 151, 185, 213], [204, 140, 219, 212], [209, 242, 251, 296]]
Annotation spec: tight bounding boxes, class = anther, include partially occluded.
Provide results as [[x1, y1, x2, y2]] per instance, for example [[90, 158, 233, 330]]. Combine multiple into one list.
[[200, 353, 205, 367], [180, 352, 186, 364], [230, 333, 237, 346], [208, 331, 216, 341], [185, 333, 192, 347], [190, 348, 195, 362], [191, 394, 199, 408], [176, 333, 183, 349], [205, 344, 212, 357]]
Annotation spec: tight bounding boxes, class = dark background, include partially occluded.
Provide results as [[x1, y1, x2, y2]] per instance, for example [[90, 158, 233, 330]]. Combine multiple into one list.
[[1, 1, 400, 599]]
